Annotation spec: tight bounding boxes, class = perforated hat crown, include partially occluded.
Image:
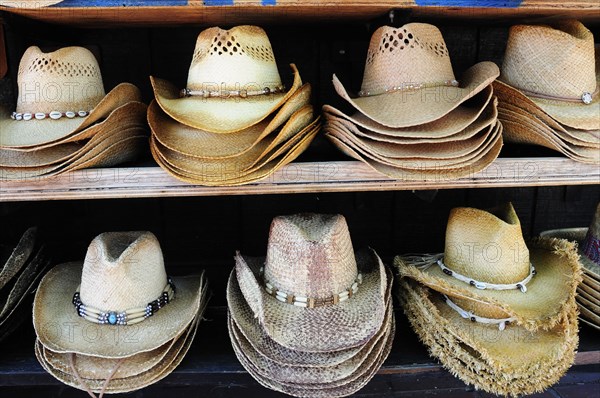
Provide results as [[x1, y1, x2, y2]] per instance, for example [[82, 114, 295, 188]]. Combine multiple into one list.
[[16, 46, 105, 114], [186, 25, 282, 92], [361, 23, 455, 95], [79, 231, 168, 312], [444, 203, 530, 285], [501, 20, 596, 99], [264, 214, 358, 300]]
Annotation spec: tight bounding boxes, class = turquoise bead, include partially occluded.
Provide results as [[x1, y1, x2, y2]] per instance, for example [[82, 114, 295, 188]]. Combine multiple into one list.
[[108, 312, 117, 325]]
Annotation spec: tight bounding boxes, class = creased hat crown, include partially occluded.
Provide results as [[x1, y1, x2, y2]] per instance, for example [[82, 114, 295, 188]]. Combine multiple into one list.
[[501, 20, 596, 99], [16, 46, 105, 114], [79, 231, 168, 312], [186, 25, 282, 92], [264, 214, 358, 300], [444, 203, 530, 284], [361, 23, 455, 95]]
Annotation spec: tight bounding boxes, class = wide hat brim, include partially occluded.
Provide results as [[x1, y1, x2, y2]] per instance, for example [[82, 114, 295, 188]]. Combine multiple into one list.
[[333, 61, 499, 128], [397, 236, 582, 332], [0, 1, 61, 7], [398, 279, 578, 396], [0, 226, 37, 290], [33, 262, 204, 358], [234, 248, 387, 353], [151, 64, 302, 134], [0, 83, 141, 148], [540, 227, 600, 278]]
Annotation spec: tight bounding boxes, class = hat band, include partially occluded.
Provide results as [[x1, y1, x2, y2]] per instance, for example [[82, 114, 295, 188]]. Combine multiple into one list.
[[72, 278, 176, 326], [581, 229, 600, 265], [10, 110, 91, 121], [358, 79, 459, 97], [437, 258, 536, 293], [260, 267, 363, 308], [179, 84, 285, 99], [443, 294, 516, 331], [517, 85, 598, 105]]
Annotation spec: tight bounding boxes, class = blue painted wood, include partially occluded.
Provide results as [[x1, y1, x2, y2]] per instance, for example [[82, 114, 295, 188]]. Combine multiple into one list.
[[203, 0, 235, 5], [415, 0, 522, 6], [261, 0, 277, 5]]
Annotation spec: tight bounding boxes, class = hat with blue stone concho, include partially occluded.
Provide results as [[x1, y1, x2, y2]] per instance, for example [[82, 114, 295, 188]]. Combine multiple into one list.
[[33, 231, 205, 358]]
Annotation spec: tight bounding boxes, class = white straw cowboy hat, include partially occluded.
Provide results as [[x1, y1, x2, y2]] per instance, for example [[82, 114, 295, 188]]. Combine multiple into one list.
[[396, 203, 582, 332], [497, 20, 599, 131], [233, 214, 387, 353], [332, 23, 498, 128], [150, 25, 302, 134], [33, 231, 204, 358], [0, 46, 141, 148], [0, 1, 62, 8]]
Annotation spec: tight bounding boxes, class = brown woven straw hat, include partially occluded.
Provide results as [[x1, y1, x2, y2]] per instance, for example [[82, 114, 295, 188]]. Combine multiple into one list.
[[33, 231, 204, 358], [151, 25, 302, 134], [332, 23, 498, 128], [234, 214, 387, 353], [498, 20, 599, 131], [398, 279, 579, 396], [397, 203, 582, 332], [0, 46, 141, 148]]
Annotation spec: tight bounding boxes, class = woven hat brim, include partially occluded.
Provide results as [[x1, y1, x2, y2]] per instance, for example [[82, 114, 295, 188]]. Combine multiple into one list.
[[150, 84, 312, 159], [578, 284, 600, 307], [0, 142, 84, 168], [234, 248, 387, 353], [323, 84, 493, 138], [0, 83, 141, 148], [33, 262, 204, 358], [396, 236, 582, 332], [539, 227, 600, 278], [333, 62, 498, 128], [0, 1, 62, 7], [580, 279, 600, 301], [577, 294, 600, 314], [579, 316, 600, 330], [151, 64, 302, 134], [0, 227, 36, 290], [398, 280, 578, 396]]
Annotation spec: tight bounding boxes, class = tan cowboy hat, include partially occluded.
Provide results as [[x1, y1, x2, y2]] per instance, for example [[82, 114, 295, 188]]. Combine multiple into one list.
[[151, 25, 303, 134], [232, 214, 387, 353], [396, 203, 582, 332], [398, 279, 579, 396], [33, 231, 205, 358], [332, 23, 498, 128], [498, 20, 599, 131], [0, 46, 141, 148]]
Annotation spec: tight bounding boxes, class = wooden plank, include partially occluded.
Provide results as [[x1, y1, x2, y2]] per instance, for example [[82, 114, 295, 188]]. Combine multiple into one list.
[[0, 159, 598, 202]]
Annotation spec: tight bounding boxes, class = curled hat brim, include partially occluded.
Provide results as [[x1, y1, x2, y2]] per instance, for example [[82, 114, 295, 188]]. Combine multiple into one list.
[[233, 248, 387, 353], [333, 61, 498, 128], [33, 262, 204, 358], [0, 226, 37, 290], [151, 64, 302, 134], [396, 236, 582, 332], [539, 227, 600, 278], [0, 83, 141, 148]]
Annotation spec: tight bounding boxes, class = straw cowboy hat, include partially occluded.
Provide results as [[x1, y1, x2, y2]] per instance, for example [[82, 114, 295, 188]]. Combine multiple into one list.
[[332, 23, 499, 128], [0, 46, 141, 148], [0, 1, 62, 8], [496, 20, 599, 131], [396, 203, 582, 332], [150, 25, 302, 134], [33, 231, 205, 358], [232, 214, 388, 353]]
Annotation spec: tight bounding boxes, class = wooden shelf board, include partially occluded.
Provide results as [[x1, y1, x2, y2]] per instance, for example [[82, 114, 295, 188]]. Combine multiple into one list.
[[0, 158, 598, 202], [1, 1, 599, 27]]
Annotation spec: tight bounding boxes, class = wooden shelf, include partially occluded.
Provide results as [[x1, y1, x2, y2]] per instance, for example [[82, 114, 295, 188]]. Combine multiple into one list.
[[1, 1, 599, 27], [0, 158, 598, 202]]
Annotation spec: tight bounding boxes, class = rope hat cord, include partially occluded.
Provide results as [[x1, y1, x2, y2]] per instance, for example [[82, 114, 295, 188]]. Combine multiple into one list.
[[180, 84, 285, 99], [358, 79, 459, 97], [69, 353, 124, 398], [442, 294, 516, 331], [517, 85, 598, 105]]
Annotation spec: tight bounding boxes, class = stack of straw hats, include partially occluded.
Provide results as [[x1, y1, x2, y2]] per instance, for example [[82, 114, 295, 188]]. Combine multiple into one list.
[[227, 213, 394, 397], [148, 25, 320, 186], [33, 231, 209, 396], [0, 46, 147, 181], [541, 203, 600, 330], [395, 203, 581, 396], [0, 227, 49, 342], [494, 20, 599, 164], [323, 23, 502, 180]]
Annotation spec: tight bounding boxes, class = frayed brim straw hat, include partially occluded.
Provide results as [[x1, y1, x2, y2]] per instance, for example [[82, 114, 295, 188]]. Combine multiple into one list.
[[396, 203, 582, 332], [33, 232, 206, 358], [497, 20, 599, 131], [151, 26, 303, 134], [332, 23, 498, 128], [398, 279, 579, 397]]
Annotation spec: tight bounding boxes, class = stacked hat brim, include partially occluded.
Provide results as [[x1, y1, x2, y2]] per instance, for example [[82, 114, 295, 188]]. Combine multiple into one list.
[[227, 248, 393, 398], [540, 227, 600, 330], [0, 82, 148, 181], [33, 266, 209, 394], [0, 227, 49, 342]]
